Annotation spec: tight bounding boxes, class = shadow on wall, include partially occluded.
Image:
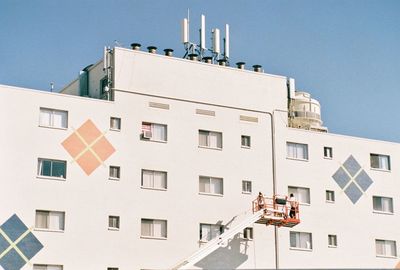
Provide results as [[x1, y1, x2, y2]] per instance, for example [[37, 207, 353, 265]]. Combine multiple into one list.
[[194, 235, 249, 269]]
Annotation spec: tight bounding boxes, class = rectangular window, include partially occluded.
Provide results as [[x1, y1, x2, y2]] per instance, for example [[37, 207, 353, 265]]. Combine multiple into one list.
[[243, 227, 253, 240], [199, 223, 224, 242], [376, 239, 397, 257], [141, 219, 167, 238], [33, 265, 63, 270], [324, 147, 333, 159], [328, 234, 337, 247], [107, 268, 118, 270], [37, 158, 66, 179], [109, 166, 120, 180], [39, 108, 68, 129], [141, 122, 167, 142], [242, 180, 252, 194], [241, 135, 251, 148], [373, 196, 394, 214], [199, 130, 223, 149], [286, 142, 308, 160], [326, 190, 335, 202], [290, 231, 312, 250], [141, 169, 167, 190], [110, 117, 121, 131], [288, 186, 310, 204], [108, 216, 120, 230], [199, 176, 223, 195], [370, 154, 391, 171], [35, 210, 65, 231]]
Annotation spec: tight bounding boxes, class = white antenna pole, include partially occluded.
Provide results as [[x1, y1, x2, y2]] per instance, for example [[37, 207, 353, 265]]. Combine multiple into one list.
[[103, 46, 107, 70], [224, 24, 230, 59], [182, 18, 189, 43], [200, 14, 206, 50], [187, 8, 190, 42], [212, 28, 220, 54]]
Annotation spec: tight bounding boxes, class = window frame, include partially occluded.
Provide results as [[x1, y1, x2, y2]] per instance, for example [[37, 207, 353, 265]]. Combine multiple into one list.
[[241, 135, 251, 148], [372, 196, 394, 214], [199, 176, 224, 196], [141, 169, 168, 190], [326, 190, 335, 203], [324, 146, 333, 159], [198, 130, 223, 150], [288, 186, 311, 205], [141, 122, 168, 142], [242, 180, 252, 194], [140, 218, 167, 239], [328, 234, 337, 248], [376, 239, 397, 258], [243, 227, 253, 240], [109, 166, 121, 180], [33, 265, 63, 270], [110, 117, 121, 131], [35, 210, 65, 232], [39, 107, 68, 129], [199, 223, 224, 242], [37, 158, 67, 180], [108, 215, 120, 230], [370, 153, 391, 171], [289, 231, 313, 251], [286, 142, 309, 161]]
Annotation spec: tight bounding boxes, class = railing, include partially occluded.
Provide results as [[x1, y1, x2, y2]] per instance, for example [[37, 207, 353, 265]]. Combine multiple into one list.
[[293, 111, 321, 120], [252, 195, 300, 221]]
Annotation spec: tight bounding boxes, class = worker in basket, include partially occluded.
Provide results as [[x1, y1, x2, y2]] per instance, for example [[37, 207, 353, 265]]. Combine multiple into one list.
[[257, 192, 265, 210], [288, 193, 298, 218]]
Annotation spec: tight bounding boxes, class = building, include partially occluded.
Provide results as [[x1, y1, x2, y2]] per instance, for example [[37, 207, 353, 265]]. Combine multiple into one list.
[[1, 41, 399, 270]]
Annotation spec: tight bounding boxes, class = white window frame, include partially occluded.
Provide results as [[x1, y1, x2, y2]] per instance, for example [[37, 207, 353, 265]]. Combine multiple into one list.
[[39, 108, 68, 129], [373, 196, 394, 214], [326, 190, 335, 203], [286, 142, 309, 161], [199, 223, 224, 242], [370, 153, 391, 171], [141, 169, 167, 190], [140, 219, 167, 239], [241, 135, 251, 148], [242, 180, 252, 194], [328, 234, 337, 248], [110, 117, 121, 131], [199, 176, 223, 196], [324, 146, 333, 159], [243, 227, 253, 240], [198, 130, 223, 149], [288, 186, 311, 205], [290, 231, 312, 250], [33, 265, 63, 270], [376, 239, 397, 258], [109, 166, 120, 180], [37, 158, 67, 180], [108, 216, 120, 230], [35, 210, 65, 232], [141, 122, 168, 142]]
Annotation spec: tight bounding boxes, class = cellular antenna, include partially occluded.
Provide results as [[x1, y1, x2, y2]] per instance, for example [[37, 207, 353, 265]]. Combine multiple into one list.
[[182, 18, 189, 44], [212, 28, 220, 55], [224, 24, 230, 60], [200, 14, 206, 51]]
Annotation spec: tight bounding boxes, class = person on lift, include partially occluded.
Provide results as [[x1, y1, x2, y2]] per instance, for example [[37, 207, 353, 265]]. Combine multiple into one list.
[[288, 193, 298, 218]]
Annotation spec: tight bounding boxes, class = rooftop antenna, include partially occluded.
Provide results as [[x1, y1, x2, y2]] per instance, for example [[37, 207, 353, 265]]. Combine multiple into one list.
[[212, 28, 220, 61], [200, 14, 206, 57], [50, 82, 54, 92], [223, 24, 230, 63]]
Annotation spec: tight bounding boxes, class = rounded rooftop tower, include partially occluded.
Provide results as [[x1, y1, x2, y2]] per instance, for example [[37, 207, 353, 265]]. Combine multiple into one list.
[[289, 91, 328, 132]]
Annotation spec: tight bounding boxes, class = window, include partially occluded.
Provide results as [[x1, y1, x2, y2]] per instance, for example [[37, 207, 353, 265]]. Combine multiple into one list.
[[35, 210, 65, 231], [109, 166, 120, 180], [288, 186, 310, 204], [198, 130, 222, 149], [141, 122, 167, 142], [243, 227, 253, 240], [328, 234, 337, 247], [37, 159, 66, 179], [242, 180, 252, 194], [370, 154, 391, 171], [290, 231, 312, 250], [286, 142, 308, 160], [110, 117, 121, 131], [373, 196, 393, 214], [141, 169, 167, 190], [33, 265, 63, 270], [107, 268, 118, 270], [141, 219, 167, 238], [241, 135, 251, 148], [199, 176, 223, 195], [376, 239, 397, 257], [199, 223, 224, 242], [324, 147, 333, 159], [108, 216, 120, 230], [39, 108, 68, 129], [326, 190, 335, 202], [100, 76, 108, 98]]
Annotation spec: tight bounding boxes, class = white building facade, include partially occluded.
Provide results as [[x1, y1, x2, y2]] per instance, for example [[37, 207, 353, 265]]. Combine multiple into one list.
[[0, 46, 399, 270]]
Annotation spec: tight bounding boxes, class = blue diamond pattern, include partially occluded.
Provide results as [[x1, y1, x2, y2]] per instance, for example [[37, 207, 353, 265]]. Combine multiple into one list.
[[355, 170, 373, 192], [0, 215, 44, 270], [343, 155, 361, 176], [332, 167, 351, 188], [344, 182, 363, 204]]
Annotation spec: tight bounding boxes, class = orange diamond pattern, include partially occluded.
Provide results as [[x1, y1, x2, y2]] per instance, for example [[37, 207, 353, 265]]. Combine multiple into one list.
[[62, 120, 115, 175]]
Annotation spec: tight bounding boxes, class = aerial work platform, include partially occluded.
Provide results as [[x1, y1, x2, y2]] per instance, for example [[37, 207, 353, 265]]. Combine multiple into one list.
[[172, 195, 300, 270]]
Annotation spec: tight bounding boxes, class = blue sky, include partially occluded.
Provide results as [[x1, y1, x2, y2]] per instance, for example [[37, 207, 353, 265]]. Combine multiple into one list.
[[1, 0, 399, 142]]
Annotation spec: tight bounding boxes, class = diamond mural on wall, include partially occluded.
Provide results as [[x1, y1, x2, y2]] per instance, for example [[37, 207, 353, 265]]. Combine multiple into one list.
[[332, 155, 373, 204], [0, 215, 43, 270], [62, 119, 115, 175]]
